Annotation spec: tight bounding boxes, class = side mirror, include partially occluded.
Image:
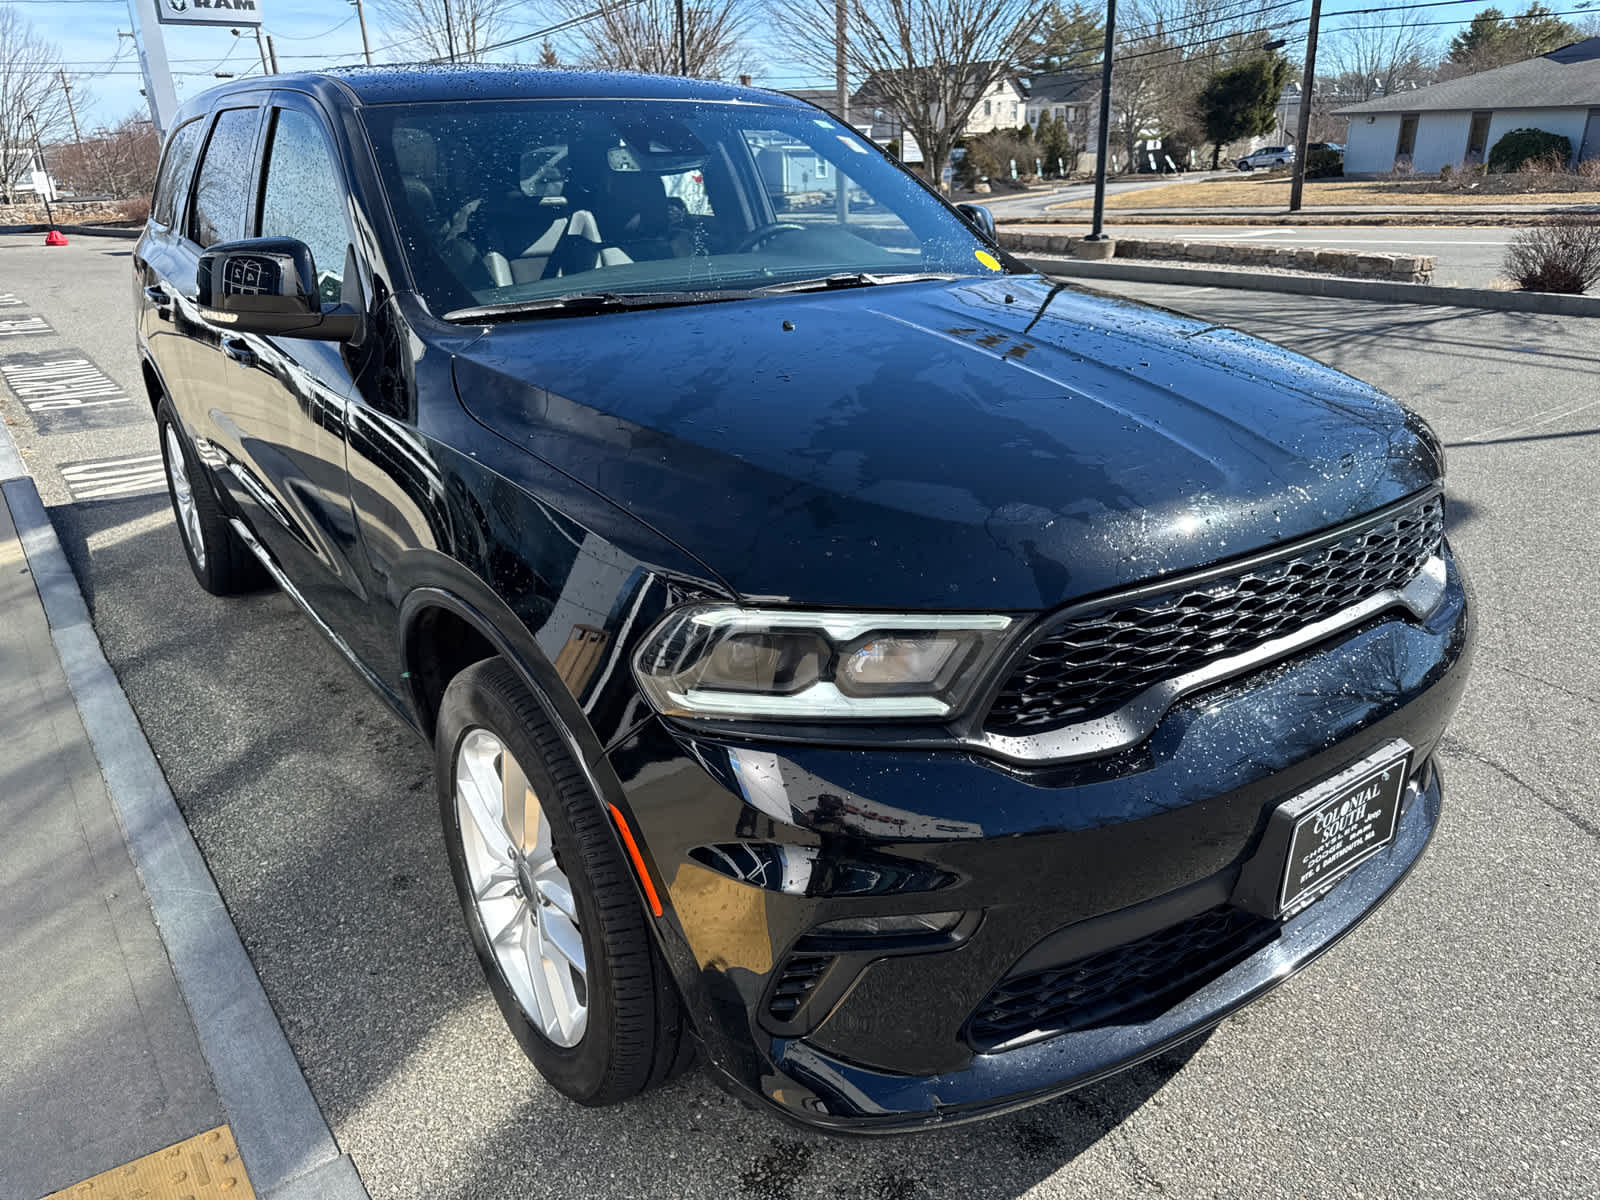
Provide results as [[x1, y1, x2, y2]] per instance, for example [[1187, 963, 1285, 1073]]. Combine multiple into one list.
[[196, 237, 360, 342], [956, 203, 996, 241]]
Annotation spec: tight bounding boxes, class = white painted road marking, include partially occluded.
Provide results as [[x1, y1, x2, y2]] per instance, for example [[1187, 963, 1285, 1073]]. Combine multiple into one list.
[[0, 355, 130, 408], [0, 351, 140, 432], [59, 454, 167, 501], [0, 314, 52, 337], [0, 292, 21, 307]]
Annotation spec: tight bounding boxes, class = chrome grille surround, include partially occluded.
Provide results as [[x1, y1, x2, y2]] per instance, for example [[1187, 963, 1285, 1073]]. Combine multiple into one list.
[[973, 492, 1447, 765]]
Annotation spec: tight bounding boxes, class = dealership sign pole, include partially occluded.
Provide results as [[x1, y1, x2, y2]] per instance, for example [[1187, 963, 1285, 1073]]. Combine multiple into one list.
[[129, 0, 265, 138], [127, 0, 180, 138]]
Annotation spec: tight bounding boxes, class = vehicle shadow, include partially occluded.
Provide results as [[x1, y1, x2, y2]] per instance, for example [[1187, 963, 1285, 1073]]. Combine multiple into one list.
[[50, 502, 1212, 1200]]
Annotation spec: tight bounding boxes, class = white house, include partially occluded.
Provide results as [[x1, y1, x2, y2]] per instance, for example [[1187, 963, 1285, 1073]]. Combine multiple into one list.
[[1334, 37, 1600, 174]]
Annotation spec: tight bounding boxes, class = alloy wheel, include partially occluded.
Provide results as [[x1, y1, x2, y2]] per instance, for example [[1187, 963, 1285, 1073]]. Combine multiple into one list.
[[454, 727, 588, 1047], [163, 424, 206, 571]]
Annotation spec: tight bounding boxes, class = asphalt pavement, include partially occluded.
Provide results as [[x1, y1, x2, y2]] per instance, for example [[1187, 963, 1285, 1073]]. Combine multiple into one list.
[[2, 231, 1596, 1200]]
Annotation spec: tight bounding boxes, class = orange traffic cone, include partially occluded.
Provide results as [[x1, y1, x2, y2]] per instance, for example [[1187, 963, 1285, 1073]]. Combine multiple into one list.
[[44, 229, 68, 246]]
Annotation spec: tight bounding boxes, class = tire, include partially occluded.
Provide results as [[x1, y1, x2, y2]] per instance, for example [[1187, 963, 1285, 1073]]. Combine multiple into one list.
[[1238, 161, 1252, 171], [156, 399, 268, 595], [435, 657, 690, 1105]]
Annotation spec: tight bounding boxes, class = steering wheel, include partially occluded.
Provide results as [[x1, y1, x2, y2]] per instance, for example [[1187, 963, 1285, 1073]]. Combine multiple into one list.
[[736, 222, 806, 253]]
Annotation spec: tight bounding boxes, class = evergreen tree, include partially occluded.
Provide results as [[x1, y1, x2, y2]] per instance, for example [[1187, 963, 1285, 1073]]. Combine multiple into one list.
[[1023, 2, 1103, 75], [1197, 55, 1291, 170], [1448, 4, 1581, 72]]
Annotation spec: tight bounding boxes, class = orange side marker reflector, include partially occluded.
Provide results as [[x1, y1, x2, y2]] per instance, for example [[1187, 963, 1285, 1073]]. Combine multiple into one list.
[[608, 803, 664, 917]]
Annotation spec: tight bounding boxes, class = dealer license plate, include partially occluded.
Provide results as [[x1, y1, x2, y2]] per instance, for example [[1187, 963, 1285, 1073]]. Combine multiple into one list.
[[1278, 742, 1411, 915]]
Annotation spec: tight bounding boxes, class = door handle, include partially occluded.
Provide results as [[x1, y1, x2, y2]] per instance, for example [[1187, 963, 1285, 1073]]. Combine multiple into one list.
[[221, 337, 258, 369], [144, 284, 173, 319]]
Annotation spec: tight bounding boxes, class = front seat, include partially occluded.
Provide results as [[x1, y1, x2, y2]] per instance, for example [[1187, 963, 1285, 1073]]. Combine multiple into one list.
[[595, 170, 676, 262]]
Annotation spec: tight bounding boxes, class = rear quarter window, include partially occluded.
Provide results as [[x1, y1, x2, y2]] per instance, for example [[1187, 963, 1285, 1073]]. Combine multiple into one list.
[[151, 119, 204, 229]]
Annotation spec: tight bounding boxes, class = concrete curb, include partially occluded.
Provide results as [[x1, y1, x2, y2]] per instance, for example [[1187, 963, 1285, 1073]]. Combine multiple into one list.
[[1005, 208, 1591, 227], [0, 222, 142, 239], [0, 426, 367, 1200], [1019, 253, 1600, 316]]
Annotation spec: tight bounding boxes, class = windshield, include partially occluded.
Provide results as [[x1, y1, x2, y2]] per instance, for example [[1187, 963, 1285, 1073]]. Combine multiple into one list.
[[360, 98, 1001, 315]]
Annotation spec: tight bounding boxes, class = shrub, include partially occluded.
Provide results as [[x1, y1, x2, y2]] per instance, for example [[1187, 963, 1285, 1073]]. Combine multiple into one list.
[[1390, 155, 1414, 179], [1487, 128, 1572, 173], [1438, 162, 1454, 183], [1306, 147, 1344, 178], [1579, 157, 1600, 183], [117, 195, 151, 224], [1503, 216, 1600, 293]]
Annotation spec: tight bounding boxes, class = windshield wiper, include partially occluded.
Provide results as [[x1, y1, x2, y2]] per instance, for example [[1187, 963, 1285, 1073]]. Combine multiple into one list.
[[444, 291, 737, 323], [754, 272, 962, 295]]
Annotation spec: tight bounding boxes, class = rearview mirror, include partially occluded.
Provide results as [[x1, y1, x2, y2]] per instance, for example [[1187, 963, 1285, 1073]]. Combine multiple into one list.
[[956, 203, 996, 241], [196, 237, 360, 341]]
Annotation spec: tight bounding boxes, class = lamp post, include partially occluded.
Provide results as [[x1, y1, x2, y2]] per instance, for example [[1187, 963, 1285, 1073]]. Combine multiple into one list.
[[1086, 0, 1117, 242]]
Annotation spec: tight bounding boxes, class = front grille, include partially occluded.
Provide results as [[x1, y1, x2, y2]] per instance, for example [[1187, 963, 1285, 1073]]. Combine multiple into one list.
[[985, 496, 1445, 733], [766, 952, 834, 1022], [967, 907, 1278, 1052]]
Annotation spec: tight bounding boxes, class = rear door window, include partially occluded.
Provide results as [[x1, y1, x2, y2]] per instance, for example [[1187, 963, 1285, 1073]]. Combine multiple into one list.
[[189, 107, 261, 248], [151, 119, 204, 229]]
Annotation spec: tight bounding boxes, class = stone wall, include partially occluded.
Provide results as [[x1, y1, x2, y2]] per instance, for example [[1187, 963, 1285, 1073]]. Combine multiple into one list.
[[0, 198, 136, 227], [997, 230, 1435, 284]]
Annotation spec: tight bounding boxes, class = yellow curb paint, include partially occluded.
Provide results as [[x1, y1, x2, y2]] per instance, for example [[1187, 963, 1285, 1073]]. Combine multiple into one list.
[[42, 1125, 255, 1200]]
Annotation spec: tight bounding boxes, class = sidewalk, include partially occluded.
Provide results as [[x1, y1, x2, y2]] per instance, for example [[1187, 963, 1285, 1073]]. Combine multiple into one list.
[[0, 430, 364, 1199], [0, 470, 226, 1198]]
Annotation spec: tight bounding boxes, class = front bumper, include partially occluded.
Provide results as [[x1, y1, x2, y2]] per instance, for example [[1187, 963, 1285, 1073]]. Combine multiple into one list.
[[602, 555, 1471, 1131]]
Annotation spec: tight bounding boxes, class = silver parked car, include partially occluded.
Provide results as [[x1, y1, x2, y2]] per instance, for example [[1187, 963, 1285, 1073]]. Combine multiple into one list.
[[1238, 145, 1295, 170]]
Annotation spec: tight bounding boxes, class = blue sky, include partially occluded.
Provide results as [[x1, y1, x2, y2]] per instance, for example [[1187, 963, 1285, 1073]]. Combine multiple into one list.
[[9, 0, 1593, 132]]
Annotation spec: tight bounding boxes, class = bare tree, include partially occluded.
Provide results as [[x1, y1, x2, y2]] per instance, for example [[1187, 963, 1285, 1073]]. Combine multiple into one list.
[[51, 114, 160, 199], [777, 0, 1047, 180], [1113, 0, 1293, 156], [0, 11, 72, 204], [375, 0, 515, 61], [554, 0, 751, 78], [1325, 8, 1435, 102]]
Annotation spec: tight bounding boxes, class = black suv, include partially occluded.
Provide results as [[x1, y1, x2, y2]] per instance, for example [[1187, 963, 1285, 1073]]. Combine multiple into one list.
[[135, 67, 1471, 1132]]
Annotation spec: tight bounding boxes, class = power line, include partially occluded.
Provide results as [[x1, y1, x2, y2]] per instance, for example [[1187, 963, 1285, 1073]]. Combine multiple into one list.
[[432, 0, 650, 62]]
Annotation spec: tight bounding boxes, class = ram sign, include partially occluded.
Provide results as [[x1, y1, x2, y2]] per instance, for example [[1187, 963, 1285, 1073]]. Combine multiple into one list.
[[157, 0, 262, 28]]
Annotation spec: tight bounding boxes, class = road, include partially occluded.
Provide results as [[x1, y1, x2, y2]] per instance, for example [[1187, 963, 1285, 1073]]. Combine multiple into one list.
[[1002, 222, 1517, 289], [2, 233, 1597, 1200], [980, 173, 1234, 218]]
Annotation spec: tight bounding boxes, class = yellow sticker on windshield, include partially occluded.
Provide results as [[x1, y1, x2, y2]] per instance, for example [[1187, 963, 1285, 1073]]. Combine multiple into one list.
[[975, 250, 1001, 271]]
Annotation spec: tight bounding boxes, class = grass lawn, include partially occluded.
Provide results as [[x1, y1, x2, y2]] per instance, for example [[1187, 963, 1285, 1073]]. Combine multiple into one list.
[[1054, 175, 1600, 210]]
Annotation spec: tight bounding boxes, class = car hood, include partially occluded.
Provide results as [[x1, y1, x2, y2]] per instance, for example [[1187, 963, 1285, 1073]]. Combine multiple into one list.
[[450, 275, 1440, 611]]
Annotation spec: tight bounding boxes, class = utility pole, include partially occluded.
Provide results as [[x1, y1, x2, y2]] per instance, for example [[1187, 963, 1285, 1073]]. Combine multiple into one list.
[[1086, 0, 1117, 241], [834, 0, 848, 126], [58, 70, 84, 149], [1288, 0, 1322, 213], [835, 0, 849, 217], [675, 0, 688, 74], [266, 33, 280, 74], [252, 28, 270, 73], [351, 0, 373, 66], [443, 0, 457, 62]]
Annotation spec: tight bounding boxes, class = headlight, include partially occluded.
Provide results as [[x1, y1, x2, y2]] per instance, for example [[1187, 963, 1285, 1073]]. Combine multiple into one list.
[[632, 605, 1015, 720]]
